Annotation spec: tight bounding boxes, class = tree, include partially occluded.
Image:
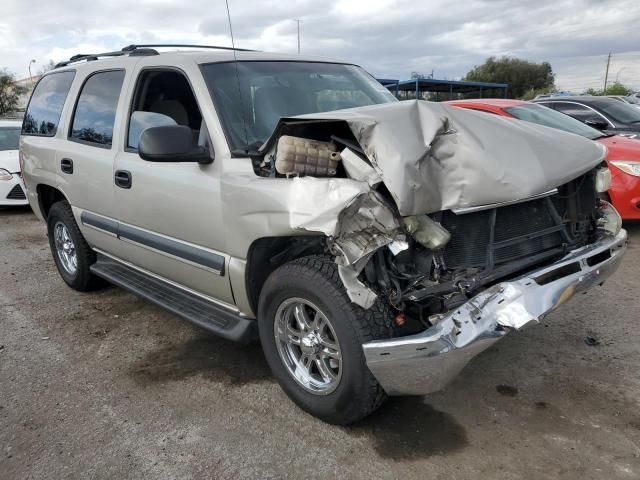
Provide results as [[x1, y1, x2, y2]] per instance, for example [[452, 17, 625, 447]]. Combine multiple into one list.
[[464, 56, 555, 99], [584, 82, 632, 96], [0, 69, 27, 115]]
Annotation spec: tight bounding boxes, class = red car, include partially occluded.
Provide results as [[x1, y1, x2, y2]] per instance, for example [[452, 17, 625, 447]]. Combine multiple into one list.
[[447, 99, 640, 220]]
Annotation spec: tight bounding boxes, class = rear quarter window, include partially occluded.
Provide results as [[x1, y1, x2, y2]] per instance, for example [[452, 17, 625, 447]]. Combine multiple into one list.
[[22, 71, 75, 136]]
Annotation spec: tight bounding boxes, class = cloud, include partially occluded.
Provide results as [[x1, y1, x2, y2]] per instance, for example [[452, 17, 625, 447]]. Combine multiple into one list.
[[1, 0, 639, 91]]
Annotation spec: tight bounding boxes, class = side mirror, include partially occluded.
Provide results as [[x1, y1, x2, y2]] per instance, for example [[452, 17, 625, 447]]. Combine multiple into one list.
[[138, 125, 212, 164], [584, 117, 609, 130]]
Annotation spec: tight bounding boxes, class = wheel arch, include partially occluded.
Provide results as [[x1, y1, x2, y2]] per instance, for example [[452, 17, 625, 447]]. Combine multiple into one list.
[[244, 235, 326, 315], [36, 183, 68, 219]]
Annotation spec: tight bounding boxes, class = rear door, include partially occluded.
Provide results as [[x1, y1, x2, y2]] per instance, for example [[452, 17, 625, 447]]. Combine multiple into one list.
[[54, 67, 129, 256], [112, 61, 234, 306]]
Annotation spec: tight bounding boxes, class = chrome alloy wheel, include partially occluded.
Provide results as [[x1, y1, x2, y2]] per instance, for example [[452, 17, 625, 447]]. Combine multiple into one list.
[[274, 298, 342, 395], [53, 221, 78, 275]]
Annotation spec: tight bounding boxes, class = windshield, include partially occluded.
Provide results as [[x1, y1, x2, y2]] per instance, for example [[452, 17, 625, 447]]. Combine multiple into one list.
[[0, 127, 21, 151], [503, 103, 603, 140], [201, 61, 397, 150], [594, 99, 640, 124]]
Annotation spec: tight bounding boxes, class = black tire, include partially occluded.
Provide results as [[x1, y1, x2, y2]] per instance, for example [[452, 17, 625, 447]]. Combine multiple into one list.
[[47, 201, 100, 291], [258, 255, 393, 425]]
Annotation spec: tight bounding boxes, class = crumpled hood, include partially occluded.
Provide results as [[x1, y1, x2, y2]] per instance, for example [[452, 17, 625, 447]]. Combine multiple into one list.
[[266, 100, 606, 216]]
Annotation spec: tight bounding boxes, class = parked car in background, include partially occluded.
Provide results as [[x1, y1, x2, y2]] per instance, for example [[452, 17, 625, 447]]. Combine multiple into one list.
[[447, 99, 640, 219], [624, 95, 640, 106], [0, 120, 29, 207], [533, 96, 640, 138], [606, 95, 634, 104]]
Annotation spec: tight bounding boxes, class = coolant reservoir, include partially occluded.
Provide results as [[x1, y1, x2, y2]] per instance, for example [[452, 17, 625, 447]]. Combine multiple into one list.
[[275, 135, 341, 176], [403, 215, 451, 250]]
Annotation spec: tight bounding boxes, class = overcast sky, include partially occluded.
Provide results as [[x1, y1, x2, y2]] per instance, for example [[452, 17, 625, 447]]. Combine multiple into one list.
[[2, 0, 640, 91]]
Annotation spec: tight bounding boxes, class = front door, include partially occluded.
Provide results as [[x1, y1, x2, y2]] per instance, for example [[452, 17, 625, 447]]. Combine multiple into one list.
[[113, 66, 234, 306]]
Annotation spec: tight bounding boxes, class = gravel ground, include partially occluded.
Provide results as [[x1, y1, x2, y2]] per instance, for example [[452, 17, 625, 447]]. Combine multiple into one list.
[[1, 207, 639, 479]]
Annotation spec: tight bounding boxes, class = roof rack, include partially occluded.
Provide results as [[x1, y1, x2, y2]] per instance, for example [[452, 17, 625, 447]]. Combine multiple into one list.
[[55, 43, 254, 68], [122, 43, 255, 52]]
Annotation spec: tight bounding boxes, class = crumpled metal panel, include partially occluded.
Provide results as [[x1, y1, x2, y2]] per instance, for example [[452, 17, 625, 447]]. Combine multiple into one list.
[[264, 100, 607, 216], [288, 177, 369, 235], [287, 178, 400, 308], [332, 190, 400, 266]]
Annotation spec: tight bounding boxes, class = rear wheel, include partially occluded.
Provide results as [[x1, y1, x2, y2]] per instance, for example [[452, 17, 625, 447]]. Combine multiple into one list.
[[258, 256, 392, 425], [47, 201, 100, 291]]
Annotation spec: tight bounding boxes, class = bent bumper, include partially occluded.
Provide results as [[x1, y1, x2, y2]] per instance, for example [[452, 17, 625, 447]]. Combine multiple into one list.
[[363, 229, 628, 396]]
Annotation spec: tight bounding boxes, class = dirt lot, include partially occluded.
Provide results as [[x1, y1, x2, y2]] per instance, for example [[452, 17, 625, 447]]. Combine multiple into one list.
[[1, 207, 639, 479]]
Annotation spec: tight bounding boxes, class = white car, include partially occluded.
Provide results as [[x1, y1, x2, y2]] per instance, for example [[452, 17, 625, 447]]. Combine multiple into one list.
[[0, 120, 28, 206]]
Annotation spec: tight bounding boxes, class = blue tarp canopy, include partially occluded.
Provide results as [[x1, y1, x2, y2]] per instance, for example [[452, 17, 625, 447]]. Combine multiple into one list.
[[377, 78, 508, 100]]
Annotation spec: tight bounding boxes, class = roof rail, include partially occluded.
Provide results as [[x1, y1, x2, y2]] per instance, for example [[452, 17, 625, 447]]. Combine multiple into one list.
[[121, 43, 255, 52], [54, 47, 159, 68], [54, 43, 254, 69]]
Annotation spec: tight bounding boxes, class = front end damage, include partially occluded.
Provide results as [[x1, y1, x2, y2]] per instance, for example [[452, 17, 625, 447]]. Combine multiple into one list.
[[363, 228, 626, 395], [257, 100, 627, 396]]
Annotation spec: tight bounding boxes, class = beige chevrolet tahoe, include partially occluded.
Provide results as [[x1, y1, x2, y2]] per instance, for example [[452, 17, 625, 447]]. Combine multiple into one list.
[[20, 45, 627, 424]]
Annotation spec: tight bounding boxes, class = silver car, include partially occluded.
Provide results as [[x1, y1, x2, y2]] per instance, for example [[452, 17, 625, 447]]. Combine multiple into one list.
[[20, 45, 626, 424]]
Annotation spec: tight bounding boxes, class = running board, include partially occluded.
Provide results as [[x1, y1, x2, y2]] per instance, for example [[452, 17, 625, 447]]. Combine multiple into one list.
[[90, 255, 257, 343]]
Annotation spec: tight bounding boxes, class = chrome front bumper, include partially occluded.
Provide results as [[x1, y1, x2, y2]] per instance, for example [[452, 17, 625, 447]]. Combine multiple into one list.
[[363, 229, 628, 396]]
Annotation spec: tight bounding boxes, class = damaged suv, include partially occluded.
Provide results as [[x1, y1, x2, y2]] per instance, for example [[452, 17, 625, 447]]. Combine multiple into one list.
[[21, 45, 627, 424]]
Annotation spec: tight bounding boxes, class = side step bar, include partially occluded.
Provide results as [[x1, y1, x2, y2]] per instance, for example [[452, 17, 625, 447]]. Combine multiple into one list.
[[90, 255, 257, 343]]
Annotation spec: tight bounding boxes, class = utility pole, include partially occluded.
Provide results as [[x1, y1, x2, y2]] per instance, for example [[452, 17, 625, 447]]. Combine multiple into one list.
[[295, 19, 302, 54], [603, 52, 611, 92]]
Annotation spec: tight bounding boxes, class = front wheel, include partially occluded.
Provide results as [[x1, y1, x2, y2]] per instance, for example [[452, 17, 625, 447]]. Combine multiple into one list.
[[258, 256, 392, 425]]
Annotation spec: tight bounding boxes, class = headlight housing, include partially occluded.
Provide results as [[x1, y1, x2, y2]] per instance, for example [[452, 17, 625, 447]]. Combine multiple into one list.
[[598, 200, 622, 236], [595, 167, 612, 192], [0, 168, 14, 181], [610, 160, 640, 177]]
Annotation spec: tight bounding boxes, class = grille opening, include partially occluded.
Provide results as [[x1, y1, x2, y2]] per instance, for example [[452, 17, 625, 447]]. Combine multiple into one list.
[[586, 250, 611, 267], [533, 262, 581, 285], [439, 173, 596, 279], [6, 184, 26, 200]]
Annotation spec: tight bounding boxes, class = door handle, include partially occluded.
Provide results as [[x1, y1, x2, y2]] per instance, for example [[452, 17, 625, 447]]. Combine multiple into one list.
[[60, 158, 73, 174], [114, 170, 132, 189]]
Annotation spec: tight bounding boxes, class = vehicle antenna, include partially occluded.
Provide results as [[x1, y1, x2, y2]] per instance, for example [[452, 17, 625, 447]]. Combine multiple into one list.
[[225, 0, 249, 149]]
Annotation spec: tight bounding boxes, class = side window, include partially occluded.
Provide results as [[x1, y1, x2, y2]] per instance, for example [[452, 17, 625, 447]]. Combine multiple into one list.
[[70, 70, 125, 147], [552, 102, 594, 121], [127, 69, 204, 150], [22, 71, 75, 136]]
